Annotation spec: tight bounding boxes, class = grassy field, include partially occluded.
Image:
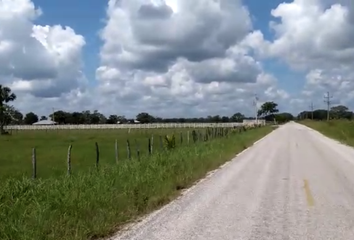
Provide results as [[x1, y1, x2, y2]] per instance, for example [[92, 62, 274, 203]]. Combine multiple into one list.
[[300, 120, 354, 146], [0, 128, 196, 180], [0, 126, 273, 240]]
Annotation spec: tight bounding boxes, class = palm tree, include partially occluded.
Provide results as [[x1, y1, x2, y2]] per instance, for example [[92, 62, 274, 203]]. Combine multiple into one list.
[[0, 85, 16, 134]]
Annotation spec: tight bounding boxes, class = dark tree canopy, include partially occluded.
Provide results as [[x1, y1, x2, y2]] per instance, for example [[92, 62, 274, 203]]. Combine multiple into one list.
[[24, 112, 39, 125], [297, 104, 354, 120], [230, 112, 245, 122], [0, 85, 17, 134], [136, 112, 155, 123], [258, 101, 279, 117]]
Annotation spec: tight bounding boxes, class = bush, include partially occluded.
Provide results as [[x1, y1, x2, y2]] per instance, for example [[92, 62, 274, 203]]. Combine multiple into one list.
[[164, 134, 176, 150]]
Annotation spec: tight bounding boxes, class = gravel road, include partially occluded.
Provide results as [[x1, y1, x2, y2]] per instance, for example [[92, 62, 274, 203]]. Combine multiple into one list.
[[111, 122, 354, 240]]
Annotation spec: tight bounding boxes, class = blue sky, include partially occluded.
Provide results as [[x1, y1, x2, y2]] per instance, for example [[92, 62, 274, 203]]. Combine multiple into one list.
[[32, 0, 303, 98], [2, 0, 351, 117], [33, 0, 106, 87], [246, 0, 304, 94]]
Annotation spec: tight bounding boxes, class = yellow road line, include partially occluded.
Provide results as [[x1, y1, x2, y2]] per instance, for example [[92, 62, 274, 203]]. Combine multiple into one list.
[[303, 179, 315, 207]]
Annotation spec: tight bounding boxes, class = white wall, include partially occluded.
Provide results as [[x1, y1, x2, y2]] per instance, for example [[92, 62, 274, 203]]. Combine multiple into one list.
[[4, 122, 261, 130], [242, 119, 266, 125]]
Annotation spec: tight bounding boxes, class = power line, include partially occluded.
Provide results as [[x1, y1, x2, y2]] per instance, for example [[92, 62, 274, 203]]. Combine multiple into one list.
[[324, 92, 333, 121]]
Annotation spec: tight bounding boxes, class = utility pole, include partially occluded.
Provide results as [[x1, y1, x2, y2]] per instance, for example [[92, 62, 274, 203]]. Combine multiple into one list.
[[309, 102, 314, 120], [324, 92, 333, 121], [253, 94, 259, 124]]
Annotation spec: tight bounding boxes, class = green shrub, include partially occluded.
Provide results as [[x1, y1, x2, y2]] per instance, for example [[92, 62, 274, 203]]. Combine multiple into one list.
[[164, 134, 176, 150]]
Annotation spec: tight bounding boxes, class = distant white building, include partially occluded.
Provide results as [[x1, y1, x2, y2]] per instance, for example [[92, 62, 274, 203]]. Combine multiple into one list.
[[32, 120, 57, 125]]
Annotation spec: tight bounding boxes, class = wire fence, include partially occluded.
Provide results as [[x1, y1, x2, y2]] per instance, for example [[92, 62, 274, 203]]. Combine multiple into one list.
[[27, 127, 247, 179]]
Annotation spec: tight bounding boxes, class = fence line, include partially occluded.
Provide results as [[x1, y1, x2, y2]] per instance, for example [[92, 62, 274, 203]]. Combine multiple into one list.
[[5, 121, 265, 130], [27, 127, 239, 179]]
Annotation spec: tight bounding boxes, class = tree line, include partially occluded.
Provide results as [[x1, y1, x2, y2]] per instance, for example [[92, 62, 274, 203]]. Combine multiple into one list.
[[297, 105, 354, 120], [5, 108, 296, 125], [5, 110, 253, 125], [3, 102, 293, 126], [0, 84, 296, 134]]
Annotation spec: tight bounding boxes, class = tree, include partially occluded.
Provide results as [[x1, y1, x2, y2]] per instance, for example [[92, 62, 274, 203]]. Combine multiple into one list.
[[95, 111, 107, 124], [297, 108, 353, 121], [24, 112, 38, 125], [211, 115, 221, 123], [0, 85, 17, 134], [40, 116, 48, 121], [230, 112, 245, 122], [49, 110, 68, 124], [81, 110, 92, 124], [258, 101, 279, 123], [330, 105, 351, 119], [206, 115, 213, 123], [274, 112, 294, 123], [106, 115, 118, 124], [90, 110, 106, 124], [221, 116, 229, 122], [136, 112, 155, 123], [10, 108, 23, 124], [71, 112, 85, 124], [3, 105, 22, 126], [117, 115, 127, 124]]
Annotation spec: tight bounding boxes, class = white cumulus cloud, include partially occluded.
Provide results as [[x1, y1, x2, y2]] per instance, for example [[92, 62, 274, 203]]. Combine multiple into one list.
[[246, 0, 354, 114], [0, 0, 88, 116], [96, 0, 288, 117]]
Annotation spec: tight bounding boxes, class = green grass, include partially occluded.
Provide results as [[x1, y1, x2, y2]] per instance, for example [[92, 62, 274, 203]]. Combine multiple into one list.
[[0, 128, 196, 180], [0, 126, 273, 240], [300, 119, 354, 146]]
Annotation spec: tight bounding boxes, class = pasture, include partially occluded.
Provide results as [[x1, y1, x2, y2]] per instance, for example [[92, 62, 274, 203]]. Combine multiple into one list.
[[0, 128, 198, 180], [0, 125, 273, 240]]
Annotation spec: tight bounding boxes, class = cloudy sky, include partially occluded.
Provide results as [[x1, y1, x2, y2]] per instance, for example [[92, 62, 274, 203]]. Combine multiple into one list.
[[1, 0, 353, 118]]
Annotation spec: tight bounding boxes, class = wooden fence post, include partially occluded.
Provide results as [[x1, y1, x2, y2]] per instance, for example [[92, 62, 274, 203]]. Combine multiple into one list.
[[95, 142, 99, 170], [135, 139, 140, 160], [148, 138, 152, 155], [67, 145, 72, 176], [159, 135, 163, 150], [115, 139, 119, 164], [187, 131, 190, 144], [150, 135, 154, 154], [32, 147, 37, 179], [127, 140, 131, 160], [192, 130, 197, 143]]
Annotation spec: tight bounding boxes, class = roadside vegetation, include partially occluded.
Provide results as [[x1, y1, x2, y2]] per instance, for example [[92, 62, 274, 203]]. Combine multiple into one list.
[[0, 84, 283, 240], [300, 120, 354, 146], [0, 128, 197, 180], [0, 126, 273, 240]]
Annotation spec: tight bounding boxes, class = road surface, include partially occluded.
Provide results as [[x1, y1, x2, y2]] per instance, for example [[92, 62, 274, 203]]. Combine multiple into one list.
[[111, 122, 354, 240]]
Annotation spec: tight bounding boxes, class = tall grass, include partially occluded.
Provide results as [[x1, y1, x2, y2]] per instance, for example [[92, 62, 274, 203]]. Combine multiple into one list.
[[0, 128, 195, 180], [0, 126, 272, 240], [300, 120, 354, 146]]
